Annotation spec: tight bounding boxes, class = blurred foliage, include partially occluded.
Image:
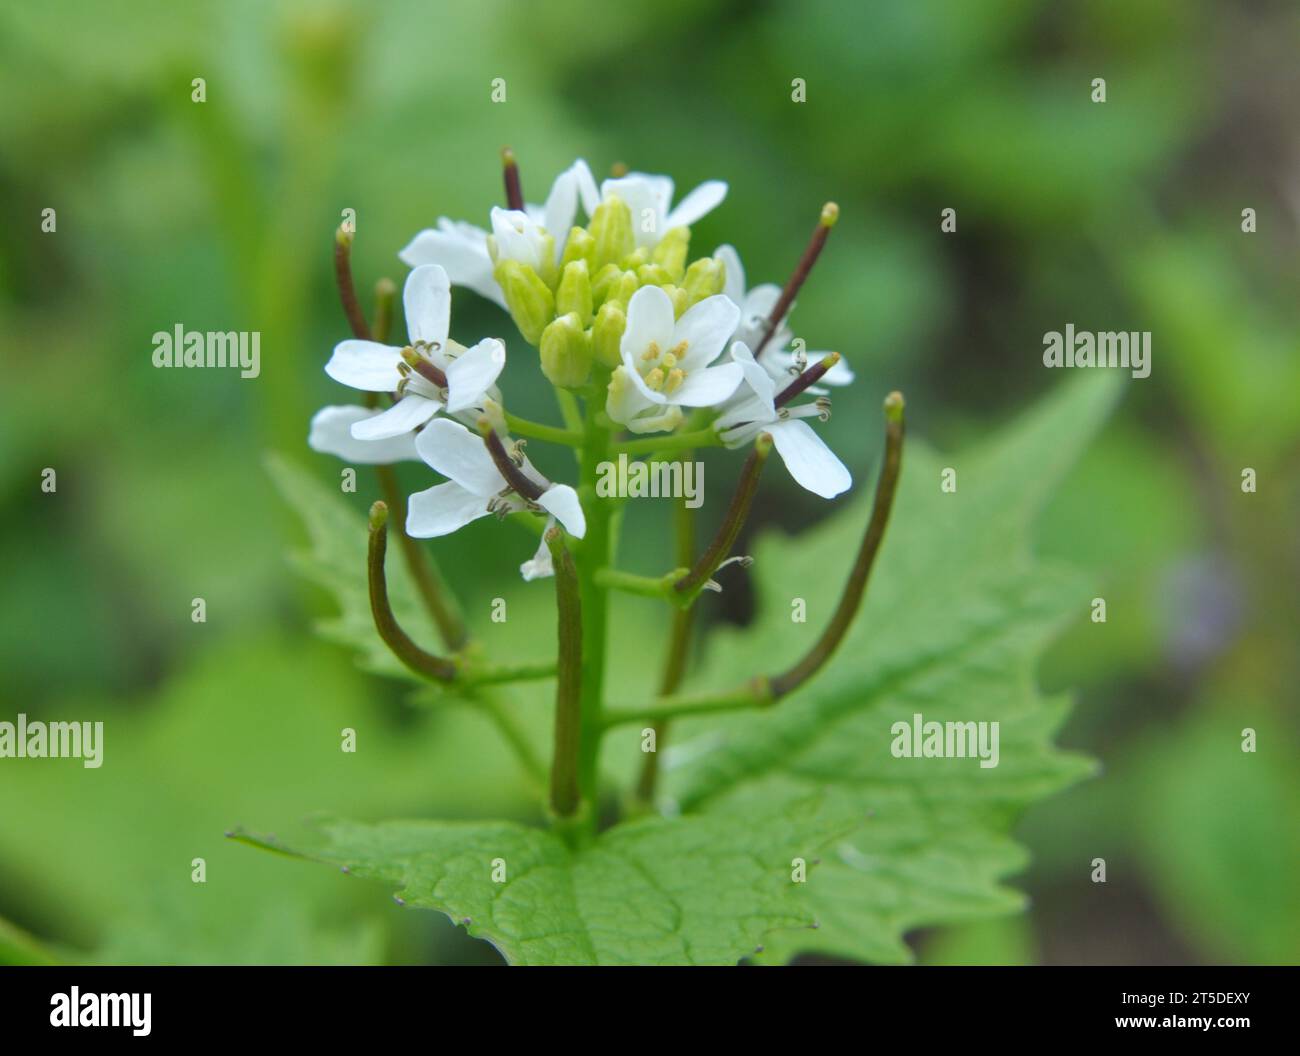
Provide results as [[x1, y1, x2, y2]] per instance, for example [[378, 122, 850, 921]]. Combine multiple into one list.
[[1, 0, 1296, 963]]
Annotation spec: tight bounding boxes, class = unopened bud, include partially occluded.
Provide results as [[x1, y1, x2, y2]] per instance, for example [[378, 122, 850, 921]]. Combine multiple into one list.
[[589, 195, 634, 269], [592, 301, 627, 368], [560, 226, 596, 270], [651, 227, 689, 282], [555, 259, 593, 326], [494, 259, 555, 345], [681, 256, 725, 306], [539, 313, 593, 389]]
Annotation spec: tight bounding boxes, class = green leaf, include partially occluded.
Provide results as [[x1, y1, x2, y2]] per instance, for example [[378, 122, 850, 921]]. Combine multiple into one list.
[[662, 373, 1123, 963], [231, 786, 857, 965]]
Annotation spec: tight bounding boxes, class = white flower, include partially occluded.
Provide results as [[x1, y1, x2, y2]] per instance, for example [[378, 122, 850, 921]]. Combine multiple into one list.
[[308, 405, 421, 463], [321, 265, 505, 444], [578, 168, 727, 249], [714, 342, 851, 499], [605, 286, 742, 433], [715, 243, 854, 388], [399, 160, 592, 307], [408, 419, 586, 580]]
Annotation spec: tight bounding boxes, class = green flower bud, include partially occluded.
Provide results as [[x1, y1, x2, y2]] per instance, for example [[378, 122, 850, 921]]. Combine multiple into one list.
[[494, 259, 555, 346], [555, 259, 593, 327], [592, 300, 627, 368], [605, 269, 640, 308], [636, 263, 675, 287], [651, 227, 690, 282], [539, 312, 593, 389], [590, 262, 621, 305], [660, 284, 689, 318], [681, 255, 725, 306], [536, 232, 559, 289], [589, 195, 634, 270], [560, 227, 596, 270]]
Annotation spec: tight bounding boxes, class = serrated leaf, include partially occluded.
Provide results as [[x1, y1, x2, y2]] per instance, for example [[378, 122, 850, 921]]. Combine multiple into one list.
[[231, 785, 858, 965], [659, 374, 1122, 963]]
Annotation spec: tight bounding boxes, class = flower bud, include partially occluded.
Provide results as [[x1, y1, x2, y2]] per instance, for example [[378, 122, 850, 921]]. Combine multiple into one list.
[[560, 226, 595, 270], [539, 312, 593, 389], [681, 256, 725, 306], [636, 263, 675, 287], [494, 259, 555, 346], [555, 259, 593, 327], [591, 301, 627, 368], [660, 284, 689, 318], [651, 227, 689, 282], [589, 195, 634, 269]]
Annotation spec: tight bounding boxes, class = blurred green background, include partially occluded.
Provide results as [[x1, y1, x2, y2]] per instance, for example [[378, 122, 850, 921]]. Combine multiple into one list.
[[1, 0, 1297, 965]]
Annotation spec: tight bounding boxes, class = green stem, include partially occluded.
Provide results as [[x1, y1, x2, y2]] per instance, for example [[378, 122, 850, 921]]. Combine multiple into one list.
[[673, 435, 771, 600], [594, 567, 680, 600], [464, 661, 556, 686], [504, 411, 583, 447], [603, 680, 772, 730], [636, 470, 697, 804], [547, 529, 583, 818], [573, 388, 614, 837], [615, 427, 720, 458]]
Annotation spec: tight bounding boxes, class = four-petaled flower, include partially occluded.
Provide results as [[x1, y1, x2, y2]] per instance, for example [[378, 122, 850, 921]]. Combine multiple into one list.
[[714, 342, 851, 499], [399, 161, 590, 307], [317, 265, 506, 455], [409, 419, 586, 579], [577, 167, 727, 249], [605, 286, 743, 434]]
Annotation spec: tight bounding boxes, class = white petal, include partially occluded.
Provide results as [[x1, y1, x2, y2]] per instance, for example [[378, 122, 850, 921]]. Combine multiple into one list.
[[348, 393, 440, 440], [537, 484, 586, 539], [665, 180, 727, 229], [572, 159, 600, 217], [414, 417, 505, 496], [605, 365, 655, 424], [674, 362, 743, 407], [325, 339, 404, 392], [445, 338, 506, 412], [308, 405, 420, 463], [519, 525, 555, 581], [603, 175, 669, 247], [621, 285, 676, 360], [406, 481, 491, 538], [770, 420, 852, 499], [673, 294, 741, 370], [714, 243, 746, 306], [403, 265, 451, 347], [489, 207, 546, 270], [543, 166, 581, 249], [398, 225, 505, 309], [625, 404, 684, 434], [730, 341, 777, 410]]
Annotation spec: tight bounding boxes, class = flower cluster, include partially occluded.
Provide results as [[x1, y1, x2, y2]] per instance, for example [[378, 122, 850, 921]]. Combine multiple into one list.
[[311, 155, 854, 578]]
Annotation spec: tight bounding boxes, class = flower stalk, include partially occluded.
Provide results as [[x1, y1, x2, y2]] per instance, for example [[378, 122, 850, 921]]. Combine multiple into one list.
[[367, 502, 458, 682], [752, 202, 838, 359], [546, 527, 583, 818]]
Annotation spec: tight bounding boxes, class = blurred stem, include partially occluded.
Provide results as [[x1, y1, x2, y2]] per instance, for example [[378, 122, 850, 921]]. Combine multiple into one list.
[[616, 427, 719, 457], [372, 277, 397, 344], [753, 201, 839, 360], [672, 436, 770, 600], [333, 226, 371, 340], [503, 411, 583, 447], [635, 465, 697, 805]]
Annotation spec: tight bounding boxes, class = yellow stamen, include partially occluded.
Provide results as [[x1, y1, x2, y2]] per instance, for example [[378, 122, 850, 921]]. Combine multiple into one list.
[[665, 368, 685, 393], [644, 367, 665, 391], [642, 341, 661, 362], [669, 341, 688, 358]]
